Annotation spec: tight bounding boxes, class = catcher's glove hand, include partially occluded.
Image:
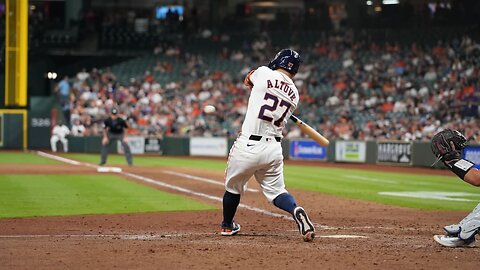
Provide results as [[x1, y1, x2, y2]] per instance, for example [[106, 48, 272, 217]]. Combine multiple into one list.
[[431, 129, 467, 167]]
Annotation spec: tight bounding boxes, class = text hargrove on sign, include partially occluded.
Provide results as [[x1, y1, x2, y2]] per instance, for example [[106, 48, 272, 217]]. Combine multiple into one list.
[[377, 141, 412, 164]]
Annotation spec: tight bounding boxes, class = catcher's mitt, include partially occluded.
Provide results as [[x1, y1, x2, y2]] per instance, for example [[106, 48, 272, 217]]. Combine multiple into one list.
[[431, 129, 467, 166]]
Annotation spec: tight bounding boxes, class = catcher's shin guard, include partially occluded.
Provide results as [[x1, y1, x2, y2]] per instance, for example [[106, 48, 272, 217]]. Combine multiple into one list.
[[444, 224, 461, 236], [459, 213, 480, 240], [444, 203, 480, 237], [446, 203, 480, 239]]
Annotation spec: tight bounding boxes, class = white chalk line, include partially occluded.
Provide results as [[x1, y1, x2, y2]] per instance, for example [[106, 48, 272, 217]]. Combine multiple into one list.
[[162, 170, 259, 193], [37, 151, 81, 166], [34, 152, 354, 233], [0, 232, 367, 240]]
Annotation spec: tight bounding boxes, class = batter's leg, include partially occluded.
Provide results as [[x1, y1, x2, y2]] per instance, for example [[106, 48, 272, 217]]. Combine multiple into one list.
[[121, 140, 133, 165], [222, 191, 241, 226], [273, 192, 297, 215]]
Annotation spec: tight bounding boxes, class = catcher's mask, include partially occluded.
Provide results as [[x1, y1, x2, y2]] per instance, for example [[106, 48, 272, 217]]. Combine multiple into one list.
[[268, 49, 301, 75]]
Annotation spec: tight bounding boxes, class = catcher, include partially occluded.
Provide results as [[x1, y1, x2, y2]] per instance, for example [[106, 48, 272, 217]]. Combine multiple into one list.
[[431, 129, 480, 247]]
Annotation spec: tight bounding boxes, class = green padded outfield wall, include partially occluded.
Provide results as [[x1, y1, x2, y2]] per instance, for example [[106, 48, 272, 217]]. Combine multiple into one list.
[[68, 136, 115, 154], [412, 141, 444, 169], [327, 140, 335, 162], [366, 141, 378, 164], [161, 137, 190, 155], [0, 114, 23, 149], [28, 97, 56, 149]]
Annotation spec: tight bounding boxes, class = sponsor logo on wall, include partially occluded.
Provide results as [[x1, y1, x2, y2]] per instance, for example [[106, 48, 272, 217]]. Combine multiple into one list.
[[190, 137, 227, 157], [377, 141, 411, 164], [335, 141, 366, 163], [144, 138, 161, 153], [289, 140, 327, 160], [118, 136, 145, 154]]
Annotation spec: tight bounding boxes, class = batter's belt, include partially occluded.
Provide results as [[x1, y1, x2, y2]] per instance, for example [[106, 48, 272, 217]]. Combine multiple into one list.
[[249, 134, 281, 142]]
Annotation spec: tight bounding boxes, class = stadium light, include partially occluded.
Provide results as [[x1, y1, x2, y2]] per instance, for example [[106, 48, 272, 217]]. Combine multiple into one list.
[[366, 1, 373, 6], [47, 72, 58, 80]]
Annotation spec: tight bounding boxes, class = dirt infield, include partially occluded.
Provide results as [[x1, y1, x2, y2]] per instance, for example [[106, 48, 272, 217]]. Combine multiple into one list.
[[0, 158, 478, 269]]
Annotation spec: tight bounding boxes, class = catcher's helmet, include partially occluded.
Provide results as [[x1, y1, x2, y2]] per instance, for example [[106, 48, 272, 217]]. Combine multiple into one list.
[[267, 49, 301, 75]]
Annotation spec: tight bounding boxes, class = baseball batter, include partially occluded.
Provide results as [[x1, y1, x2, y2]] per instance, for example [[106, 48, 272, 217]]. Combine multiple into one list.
[[431, 129, 480, 247], [221, 49, 315, 242]]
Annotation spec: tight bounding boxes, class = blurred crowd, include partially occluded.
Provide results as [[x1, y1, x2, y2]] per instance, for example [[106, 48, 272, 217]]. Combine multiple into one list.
[[54, 33, 480, 143], [299, 33, 480, 143]]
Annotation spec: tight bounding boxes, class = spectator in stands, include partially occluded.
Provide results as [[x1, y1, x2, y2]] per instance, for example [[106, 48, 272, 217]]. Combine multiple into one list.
[[71, 119, 86, 136], [61, 32, 480, 144], [76, 68, 90, 83], [55, 76, 71, 105], [55, 76, 71, 124]]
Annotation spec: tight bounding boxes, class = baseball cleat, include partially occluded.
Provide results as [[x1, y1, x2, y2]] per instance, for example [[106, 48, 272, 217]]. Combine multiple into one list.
[[293, 207, 315, 242], [221, 222, 241, 236], [433, 235, 476, 248]]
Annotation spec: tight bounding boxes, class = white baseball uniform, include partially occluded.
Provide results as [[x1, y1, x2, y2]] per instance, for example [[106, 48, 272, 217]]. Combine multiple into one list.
[[50, 124, 70, 152], [225, 66, 299, 202]]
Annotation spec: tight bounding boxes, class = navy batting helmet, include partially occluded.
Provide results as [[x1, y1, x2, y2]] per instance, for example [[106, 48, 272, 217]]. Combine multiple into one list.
[[267, 49, 301, 75]]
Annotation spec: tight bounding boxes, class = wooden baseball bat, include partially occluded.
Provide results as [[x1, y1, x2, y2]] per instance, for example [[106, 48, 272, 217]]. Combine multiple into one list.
[[290, 115, 330, 146]]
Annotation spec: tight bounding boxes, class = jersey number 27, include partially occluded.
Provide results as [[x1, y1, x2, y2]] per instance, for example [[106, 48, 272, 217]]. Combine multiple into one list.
[[258, 93, 292, 127]]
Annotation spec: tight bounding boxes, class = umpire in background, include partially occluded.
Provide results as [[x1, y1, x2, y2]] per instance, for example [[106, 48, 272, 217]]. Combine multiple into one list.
[[99, 107, 133, 166]]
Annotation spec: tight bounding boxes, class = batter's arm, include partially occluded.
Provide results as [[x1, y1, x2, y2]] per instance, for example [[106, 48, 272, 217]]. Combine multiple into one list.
[[244, 69, 256, 89]]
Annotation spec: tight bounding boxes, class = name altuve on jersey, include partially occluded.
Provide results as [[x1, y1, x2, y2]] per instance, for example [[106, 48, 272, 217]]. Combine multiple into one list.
[[266, 79, 296, 101]]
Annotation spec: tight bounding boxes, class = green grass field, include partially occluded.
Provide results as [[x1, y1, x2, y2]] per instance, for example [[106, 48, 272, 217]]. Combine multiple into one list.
[[0, 174, 215, 218], [0, 152, 61, 164], [0, 151, 479, 219], [64, 153, 227, 170], [61, 153, 480, 211]]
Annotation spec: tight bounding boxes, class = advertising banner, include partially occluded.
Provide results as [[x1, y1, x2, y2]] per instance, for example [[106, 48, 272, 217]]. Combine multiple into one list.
[[190, 137, 228, 157], [289, 139, 327, 160], [144, 137, 162, 153], [377, 141, 412, 165], [118, 136, 145, 154], [335, 141, 366, 163], [463, 146, 480, 169]]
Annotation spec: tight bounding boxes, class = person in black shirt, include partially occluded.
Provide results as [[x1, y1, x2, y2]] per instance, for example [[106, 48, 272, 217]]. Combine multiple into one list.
[[99, 107, 133, 166]]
